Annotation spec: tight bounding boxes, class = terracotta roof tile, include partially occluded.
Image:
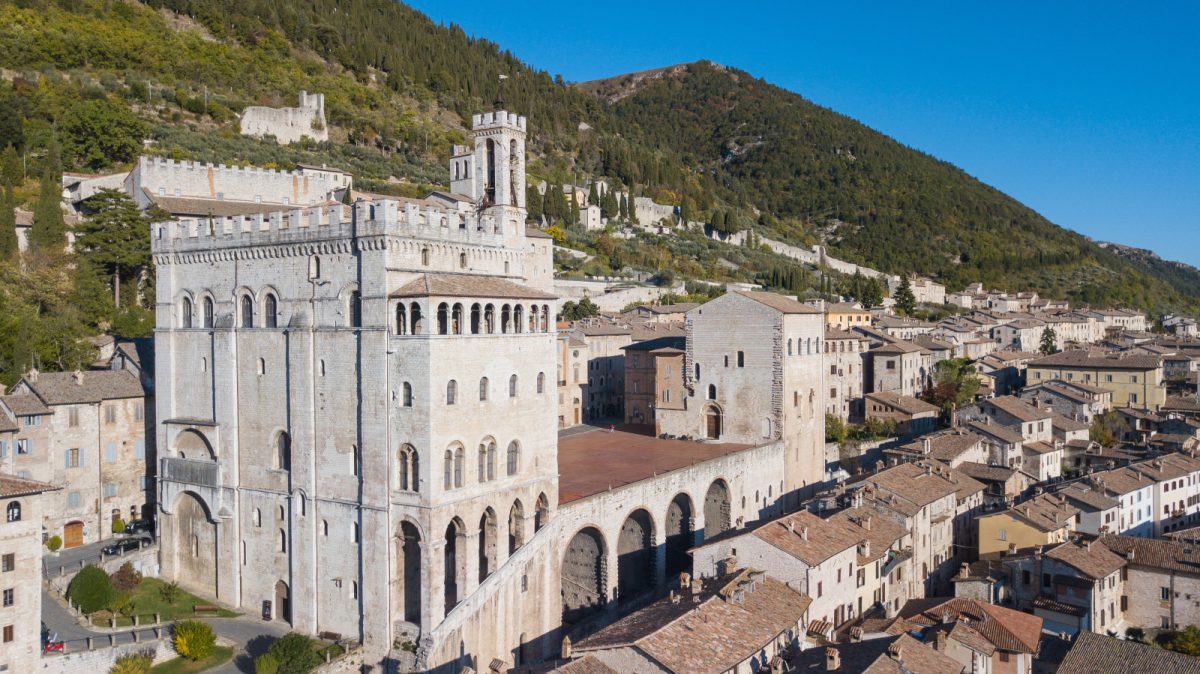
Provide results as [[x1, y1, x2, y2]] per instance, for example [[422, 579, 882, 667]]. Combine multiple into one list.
[[898, 597, 1043, 653], [1046, 540, 1126, 579], [749, 511, 864, 566], [733, 290, 822, 314], [0, 473, 58, 498], [1057, 631, 1200, 674], [389, 273, 556, 300], [20, 370, 144, 405]]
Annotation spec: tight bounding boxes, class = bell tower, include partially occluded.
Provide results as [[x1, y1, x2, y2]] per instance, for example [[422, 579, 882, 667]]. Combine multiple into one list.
[[471, 110, 526, 213]]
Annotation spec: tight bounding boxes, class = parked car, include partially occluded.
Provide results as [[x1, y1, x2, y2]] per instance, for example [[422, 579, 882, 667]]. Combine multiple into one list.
[[124, 519, 154, 536], [102, 538, 142, 556]]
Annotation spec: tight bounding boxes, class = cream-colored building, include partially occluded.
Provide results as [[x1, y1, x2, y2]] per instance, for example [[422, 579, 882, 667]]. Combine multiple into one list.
[[556, 334, 586, 428], [0, 475, 56, 674], [824, 329, 869, 420], [824, 302, 872, 331], [1027, 351, 1165, 410], [977, 492, 1078, 558]]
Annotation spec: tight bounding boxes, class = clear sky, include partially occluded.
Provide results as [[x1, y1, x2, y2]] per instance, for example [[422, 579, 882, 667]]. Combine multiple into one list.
[[408, 1, 1200, 266]]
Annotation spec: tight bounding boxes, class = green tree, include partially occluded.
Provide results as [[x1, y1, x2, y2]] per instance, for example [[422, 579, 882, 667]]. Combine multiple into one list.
[[29, 141, 65, 253], [825, 413, 847, 444], [894, 276, 916, 315], [267, 633, 321, 674], [0, 146, 21, 187], [619, 193, 629, 220], [587, 181, 598, 207], [254, 653, 280, 674], [173, 620, 216, 661], [859, 277, 885, 308], [67, 565, 119, 613], [61, 99, 146, 171], [1089, 410, 1125, 447], [76, 189, 153, 309], [109, 652, 153, 674], [1039, 327, 1059, 356], [566, 188, 579, 227], [525, 184, 542, 220], [924, 358, 981, 415], [46, 535, 62, 552], [1168, 625, 1200, 656], [0, 182, 17, 258]]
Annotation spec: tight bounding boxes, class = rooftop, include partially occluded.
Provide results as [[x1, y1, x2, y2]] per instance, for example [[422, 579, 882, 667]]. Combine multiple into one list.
[[1099, 534, 1200, 575], [747, 510, 865, 567], [983, 396, 1052, 423], [898, 596, 1043, 653], [788, 633, 963, 674], [0, 473, 59, 498], [388, 273, 556, 301], [1030, 349, 1162, 371], [557, 426, 755, 503], [1046, 539, 1126, 579], [999, 493, 1079, 532], [732, 290, 822, 315], [18, 370, 144, 405], [865, 392, 941, 416], [1057, 630, 1200, 674]]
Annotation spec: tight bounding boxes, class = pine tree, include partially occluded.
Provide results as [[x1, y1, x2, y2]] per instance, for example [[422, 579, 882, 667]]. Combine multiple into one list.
[[30, 141, 65, 253], [894, 276, 917, 315], [1039, 327, 1059, 356], [0, 146, 20, 188], [628, 191, 639, 224], [587, 181, 598, 207], [0, 182, 17, 258], [525, 184, 542, 220], [76, 189, 152, 308], [618, 193, 628, 221]]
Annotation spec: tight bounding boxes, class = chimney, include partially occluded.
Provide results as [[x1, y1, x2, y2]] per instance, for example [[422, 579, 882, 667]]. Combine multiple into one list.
[[72, 369, 84, 386], [887, 642, 903, 661], [561, 636, 572, 659], [800, 527, 809, 542], [1085, 540, 1092, 552], [670, 590, 679, 604], [862, 516, 873, 531], [849, 627, 864, 643], [825, 647, 841, 671], [935, 630, 947, 651], [25, 368, 37, 383], [691, 577, 703, 594], [959, 563, 970, 578], [723, 556, 738, 575], [679, 572, 691, 587], [923, 438, 932, 454], [1126, 550, 1135, 561]]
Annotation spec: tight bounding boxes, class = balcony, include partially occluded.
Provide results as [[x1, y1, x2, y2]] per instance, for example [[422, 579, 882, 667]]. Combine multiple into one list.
[[161, 457, 219, 488]]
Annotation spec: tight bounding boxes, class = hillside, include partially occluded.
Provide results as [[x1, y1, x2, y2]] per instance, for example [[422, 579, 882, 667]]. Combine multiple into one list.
[[0, 0, 1196, 320]]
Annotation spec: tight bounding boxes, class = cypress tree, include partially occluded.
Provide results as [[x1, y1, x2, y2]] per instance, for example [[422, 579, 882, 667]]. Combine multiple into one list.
[[0, 183, 16, 258], [30, 141, 65, 253], [567, 188, 579, 227], [587, 181, 598, 207], [618, 193, 628, 220]]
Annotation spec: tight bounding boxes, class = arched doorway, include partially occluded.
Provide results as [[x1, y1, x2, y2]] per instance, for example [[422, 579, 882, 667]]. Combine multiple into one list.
[[617, 509, 655, 603], [703, 480, 731, 539], [561, 527, 606, 627], [171, 492, 216, 598], [398, 522, 421, 626], [274, 580, 290, 623], [444, 519, 465, 615], [174, 429, 215, 461], [665, 494, 694, 579], [478, 508, 498, 584], [704, 404, 723, 440]]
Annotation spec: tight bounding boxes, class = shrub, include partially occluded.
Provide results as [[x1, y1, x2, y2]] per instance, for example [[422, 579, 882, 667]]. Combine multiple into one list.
[[159, 581, 181, 604], [109, 651, 153, 674], [46, 535, 62, 552], [68, 565, 119, 613], [110, 562, 142, 592], [254, 653, 279, 674], [112, 517, 126, 534], [267, 633, 321, 674], [173, 620, 216, 661]]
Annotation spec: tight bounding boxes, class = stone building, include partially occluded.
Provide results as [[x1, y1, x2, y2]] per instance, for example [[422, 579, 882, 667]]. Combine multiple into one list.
[[0, 370, 150, 548], [556, 333, 586, 428], [621, 335, 685, 427], [572, 325, 631, 421], [656, 291, 827, 506], [866, 340, 930, 398], [824, 328, 869, 421], [0, 475, 55, 674], [1027, 350, 1165, 411], [240, 91, 329, 145]]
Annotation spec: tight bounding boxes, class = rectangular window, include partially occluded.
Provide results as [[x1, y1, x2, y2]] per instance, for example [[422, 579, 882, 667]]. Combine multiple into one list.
[[105, 444, 117, 463], [135, 440, 145, 461], [1131, 393, 1138, 404], [1163, 616, 1171, 629], [737, 351, 744, 368], [1162, 587, 1171, 601], [22, 416, 38, 427], [998, 529, 1007, 541], [886, 360, 896, 370], [68, 407, 79, 427], [2, 625, 10, 643], [15, 440, 28, 456], [2, 589, 11, 607], [817, 581, 823, 598], [0, 442, 5, 459], [67, 492, 81, 508], [104, 483, 117, 498], [66, 448, 80, 469], [105, 405, 116, 424], [0, 555, 11, 572], [134, 403, 144, 422]]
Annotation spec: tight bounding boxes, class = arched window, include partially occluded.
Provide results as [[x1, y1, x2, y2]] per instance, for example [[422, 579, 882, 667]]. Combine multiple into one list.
[[486, 441, 496, 481], [451, 304, 463, 334], [396, 303, 407, 335], [241, 295, 254, 328], [509, 374, 518, 398], [454, 446, 464, 488], [410, 303, 423, 335], [484, 304, 495, 334], [278, 504, 285, 521], [437, 303, 449, 335], [402, 382, 413, 407], [349, 291, 362, 328], [275, 432, 291, 471], [537, 372, 545, 394], [308, 255, 321, 280], [459, 252, 468, 269], [443, 450, 453, 489], [501, 305, 512, 333], [279, 529, 287, 553], [353, 522, 360, 543], [695, 363, 701, 380], [478, 444, 487, 482], [542, 304, 550, 332], [398, 445, 418, 492], [5, 501, 19, 522], [202, 297, 214, 328], [446, 380, 457, 405], [708, 384, 717, 400], [421, 248, 430, 266], [264, 293, 278, 328], [514, 305, 524, 333], [470, 303, 482, 334], [479, 377, 489, 401], [787, 339, 792, 356], [253, 508, 261, 527], [182, 297, 193, 328], [507, 441, 519, 476]]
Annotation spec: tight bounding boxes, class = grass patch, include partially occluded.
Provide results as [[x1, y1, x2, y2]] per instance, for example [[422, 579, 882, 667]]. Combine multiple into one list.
[[89, 577, 238, 625], [149, 645, 233, 674]]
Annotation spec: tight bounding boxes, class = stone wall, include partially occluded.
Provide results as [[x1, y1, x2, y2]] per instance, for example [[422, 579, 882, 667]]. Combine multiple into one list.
[[38, 640, 173, 674], [240, 91, 328, 145]]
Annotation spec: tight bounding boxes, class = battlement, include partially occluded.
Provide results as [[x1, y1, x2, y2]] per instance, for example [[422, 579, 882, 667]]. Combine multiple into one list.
[[152, 199, 509, 253], [137, 156, 335, 183], [471, 110, 527, 132], [134, 156, 344, 206]]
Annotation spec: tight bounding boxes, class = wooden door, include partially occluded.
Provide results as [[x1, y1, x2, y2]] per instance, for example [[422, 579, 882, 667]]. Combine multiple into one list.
[[64, 521, 83, 548]]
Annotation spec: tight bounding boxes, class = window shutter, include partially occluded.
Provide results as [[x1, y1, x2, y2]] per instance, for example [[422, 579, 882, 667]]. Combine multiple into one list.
[[64, 448, 70, 469], [0, 441, 5, 458], [136, 441, 145, 460], [26, 438, 32, 454], [80, 447, 85, 467], [106, 443, 116, 463]]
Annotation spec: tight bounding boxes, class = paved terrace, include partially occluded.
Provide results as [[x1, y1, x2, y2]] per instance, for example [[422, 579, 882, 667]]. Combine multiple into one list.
[[557, 425, 752, 503]]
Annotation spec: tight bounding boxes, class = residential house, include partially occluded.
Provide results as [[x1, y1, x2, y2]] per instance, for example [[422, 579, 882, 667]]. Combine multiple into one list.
[[556, 333, 586, 428], [621, 335, 686, 428], [1020, 380, 1112, 423], [1086, 467, 1157, 536], [788, 633, 964, 674], [976, 492, 1079, 558], [865, 392, 941, 436], [573, 324, 633, 420], [957, 463, 1032, 508], [1027, 350, 1165, 411], [1033, 539, 1127, 635], [1057, 482, 1120, 536], [1126, 453, 1200, 536], [896, 597, 1044, 674], [867, 340, 931, 398], [825, 302, 873, 332], [1057, 630, 1200, 674], [0, 475, 57, 674], [824, 329, 870, 421]]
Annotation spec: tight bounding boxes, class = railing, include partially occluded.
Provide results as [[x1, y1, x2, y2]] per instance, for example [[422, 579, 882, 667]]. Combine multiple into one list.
[[160, 457, 219, 487]]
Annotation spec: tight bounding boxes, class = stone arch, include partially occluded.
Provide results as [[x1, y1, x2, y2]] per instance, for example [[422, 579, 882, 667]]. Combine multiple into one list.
[[562, 527, 606, 627], [444, 518, 466, 615], [479, 507, 498, 583], [617, 509, 655, 602], [174, 428, 215, 461], [180, 292, 194, 329], [665, 493, 694, 579], [703, 479, 732, 539], [170, 491, 216, 598], [535, 492, 550, 531], [704, 403, 723, 440], [508, 499, 525, 553], [274, 579, 290, 623]]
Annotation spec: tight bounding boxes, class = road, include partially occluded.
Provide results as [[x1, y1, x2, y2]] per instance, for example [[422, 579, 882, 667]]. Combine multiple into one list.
[[41, 589, 160, 651], [43, 535, 155, 578]]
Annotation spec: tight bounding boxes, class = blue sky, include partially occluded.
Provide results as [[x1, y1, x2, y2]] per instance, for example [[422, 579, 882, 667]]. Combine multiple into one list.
[[409, 1, 1200, 266]]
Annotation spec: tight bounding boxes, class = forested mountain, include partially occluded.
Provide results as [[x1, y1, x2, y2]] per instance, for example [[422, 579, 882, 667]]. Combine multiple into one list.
[[0, 0, 1196, 381]]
